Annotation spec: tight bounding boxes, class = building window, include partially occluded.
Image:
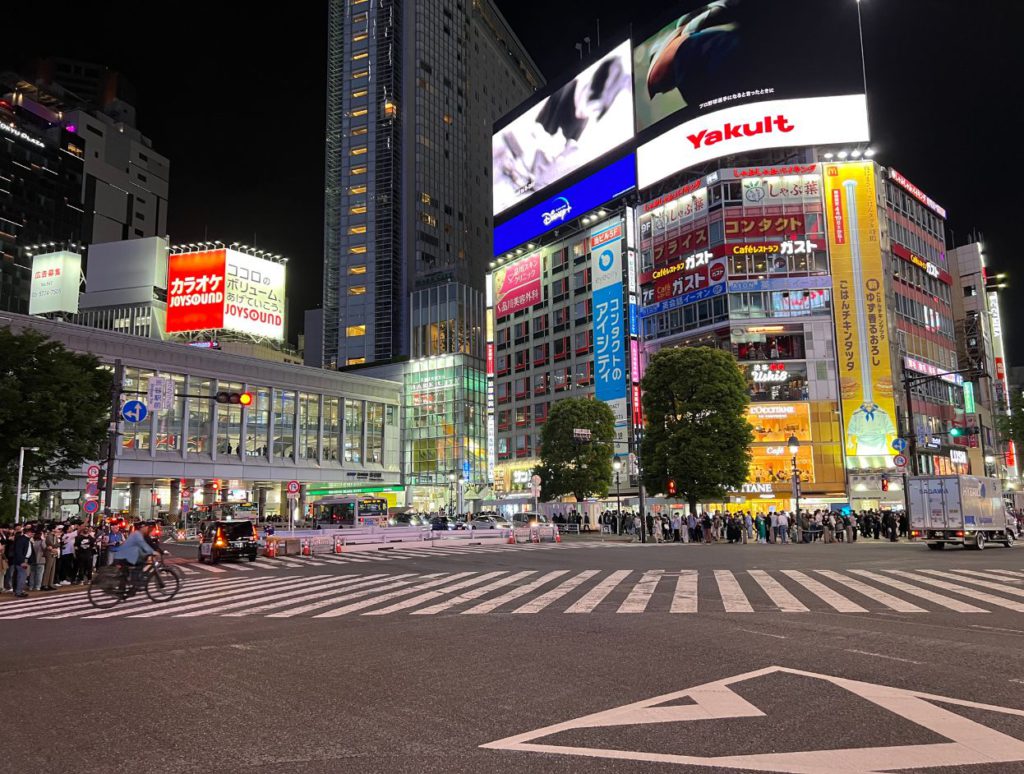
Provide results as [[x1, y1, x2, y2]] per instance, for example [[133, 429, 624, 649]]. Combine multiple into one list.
[[348, 286, 367, 296], [366, 402, 384, 464], [352, 33, 368, 42], [323, 397, 341, 462], [515, 405, 531, 426], [533, 343, 549, 366], [515, 377, 531, 399], [534, 373, 549, 395], [553, 367, 572, 392], [351, 108, 368, 117], [515, 350, 529, 371], [348, 265, 367, 275], [298, 393, 320, 460], [350, 205, 367, 215], [351, 126, 368, 136], [350, 146, 367, 155], [554, 336, 571, 361], [496, 354, 510, 376], [349, 184, 367, 195], [347, 357, 366, 366], [419, 212, 437, 228], [349, 246, 367, 255], [346, 325, 366, 337], [352, 52, 368, 61], [121, 368, 152, 452], [244, 387, 270, 458], [348, 225, 367, 235], [498, 409, 511, 431], [420, 192, 434, 206], [274, 389, 296, 460], [187, 378, 213, 454], [352, 68, 369, 79], [575, 330, 593, 354], [351, 166, 367, 176], [344, 399, 364, 463], [154, 372, 185, 453], [215, 380, 244, 457]]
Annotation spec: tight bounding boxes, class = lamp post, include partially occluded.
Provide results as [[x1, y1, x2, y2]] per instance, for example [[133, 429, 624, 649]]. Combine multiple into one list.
[[613, 459, 629, 540], [985, 455, 996, 477], [458, 475, 466, 517], [447, 472, 456, 517], [787, 435, 800, 526], [15, 446, 39, 524]]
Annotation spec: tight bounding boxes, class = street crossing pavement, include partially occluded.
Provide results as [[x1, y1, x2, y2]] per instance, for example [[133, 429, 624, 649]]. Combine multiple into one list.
[[166, 540, 635, 575], [5, 567, 1024, 621]]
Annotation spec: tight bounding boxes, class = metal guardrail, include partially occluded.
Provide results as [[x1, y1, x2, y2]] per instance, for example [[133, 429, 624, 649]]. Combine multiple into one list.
[[263, 524, 561, 556]]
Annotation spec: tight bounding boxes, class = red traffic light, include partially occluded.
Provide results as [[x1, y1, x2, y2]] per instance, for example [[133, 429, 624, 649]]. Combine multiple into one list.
[[238, 391, 253, 406], [667, 479, 677, 495]]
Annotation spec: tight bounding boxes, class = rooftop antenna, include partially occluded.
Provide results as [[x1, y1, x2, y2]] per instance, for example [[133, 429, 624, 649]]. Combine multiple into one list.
[[574, 42, 583, 60]]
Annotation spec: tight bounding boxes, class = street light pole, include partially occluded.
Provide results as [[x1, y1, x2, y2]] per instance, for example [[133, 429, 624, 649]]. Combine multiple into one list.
[[447, 472, 456, 518], [14, 446, 39, 525], [788, 435, 800, 528], [613, 459, 629, 540]]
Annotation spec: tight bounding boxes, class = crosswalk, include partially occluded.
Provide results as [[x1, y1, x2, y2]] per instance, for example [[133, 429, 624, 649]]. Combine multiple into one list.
[[166, 540, 633, 575], [6, 567, 1024, 621]]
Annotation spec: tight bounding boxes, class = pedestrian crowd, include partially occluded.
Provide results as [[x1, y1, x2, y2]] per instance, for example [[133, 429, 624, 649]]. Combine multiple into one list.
[[0, 521, 128, 598], [595, 508, 926, 544]]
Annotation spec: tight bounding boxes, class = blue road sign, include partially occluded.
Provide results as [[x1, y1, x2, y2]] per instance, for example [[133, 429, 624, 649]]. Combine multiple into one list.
[[891, 437, 908, 452], [462, 460, 471, 479], [83, 499, 99, 514], [893, 454, 908, 468], [121, 400, 148, 423]]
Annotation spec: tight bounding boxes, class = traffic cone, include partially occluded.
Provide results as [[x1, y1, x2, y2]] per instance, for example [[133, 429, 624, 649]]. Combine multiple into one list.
[[508, 529, 516, 545], [554, 528, 561, 543]]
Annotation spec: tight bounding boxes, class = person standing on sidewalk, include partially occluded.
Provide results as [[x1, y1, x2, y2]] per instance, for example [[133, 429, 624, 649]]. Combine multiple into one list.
[[776, 511, 790, 544], [29, 527, 46, 592], [42, 525, 59, 591], [10, 525, 33, 597], [75, 526, 97, 583], [59, 524, 76, 585]]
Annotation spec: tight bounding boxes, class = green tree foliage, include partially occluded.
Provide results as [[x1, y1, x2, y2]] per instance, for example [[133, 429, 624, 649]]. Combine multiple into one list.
[[0, 327, 111, 514], [535, 397, 616, 502], [996, 390, 1024, 459], [639, 346, 752, 516]]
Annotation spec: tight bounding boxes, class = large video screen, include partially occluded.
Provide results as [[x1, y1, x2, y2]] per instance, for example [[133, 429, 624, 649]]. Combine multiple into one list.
[[633, 0, 864, 134], [493, 40, 634, 216]]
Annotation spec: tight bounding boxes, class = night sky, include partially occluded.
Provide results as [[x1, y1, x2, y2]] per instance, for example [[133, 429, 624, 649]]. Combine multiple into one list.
[[4, 1, 1019, 359]]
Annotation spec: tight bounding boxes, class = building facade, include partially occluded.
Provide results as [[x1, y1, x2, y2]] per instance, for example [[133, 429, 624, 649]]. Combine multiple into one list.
[[320, 0, 541, 369], [4, 312, 403, 521]]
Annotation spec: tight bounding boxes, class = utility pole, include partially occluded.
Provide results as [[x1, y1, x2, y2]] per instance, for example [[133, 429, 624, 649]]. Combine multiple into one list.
[[104, 359, 123, 517]]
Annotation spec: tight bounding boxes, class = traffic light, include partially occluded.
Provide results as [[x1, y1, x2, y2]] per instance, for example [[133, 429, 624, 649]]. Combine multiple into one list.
[[216, 391, 253, 406], [96, 468, 107, 493], [949, 426, 965, 438], [667, 479, 677, 495]]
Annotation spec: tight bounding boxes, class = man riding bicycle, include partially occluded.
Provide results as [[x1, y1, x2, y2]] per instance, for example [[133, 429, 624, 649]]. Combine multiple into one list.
[[112, 521, 157, 589]]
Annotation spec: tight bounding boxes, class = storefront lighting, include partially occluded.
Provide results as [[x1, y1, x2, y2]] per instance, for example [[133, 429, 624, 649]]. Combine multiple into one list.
[[837, 151, 848, 159], [823, 152, 834, 159], [864, 148, 876, 158], [851, 149, 862, 158]]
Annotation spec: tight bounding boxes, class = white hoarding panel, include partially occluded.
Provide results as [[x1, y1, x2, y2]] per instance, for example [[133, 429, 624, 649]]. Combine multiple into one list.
[[29, 251, 81, 315]]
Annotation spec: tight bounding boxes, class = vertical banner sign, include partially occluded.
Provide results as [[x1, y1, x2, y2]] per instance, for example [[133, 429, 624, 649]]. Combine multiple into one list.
[[825, 162, 897, 471], [591, 220, 628, 423], [493, 253, 542, 320], [485, 300, 496, 485]]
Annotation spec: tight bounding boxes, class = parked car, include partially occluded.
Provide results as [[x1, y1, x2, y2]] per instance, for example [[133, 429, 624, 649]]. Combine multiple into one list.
[[198, 520, 259, 563], [511, 512, 550, 529], [469, 514, 511, 529]]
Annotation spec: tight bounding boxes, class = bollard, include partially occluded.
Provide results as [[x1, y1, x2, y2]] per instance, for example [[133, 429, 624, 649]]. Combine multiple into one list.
[[301, 538, 311, 556], [507, 529, 517, 545], [265, 539, 278, 558], [554, 527, 561, 544], [531, 528, 540, 544], [334, 535, 344, 554]]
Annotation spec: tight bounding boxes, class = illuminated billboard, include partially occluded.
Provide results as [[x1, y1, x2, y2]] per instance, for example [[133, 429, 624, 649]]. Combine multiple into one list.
[[29, 251, 81, 315], [166, 249, 286, 340], [824, 162, 897, 471], [493, 253, 542, 320], [632, 0, 865, 134], [637, 94, 869, 188], [493, 40, 634, 215]]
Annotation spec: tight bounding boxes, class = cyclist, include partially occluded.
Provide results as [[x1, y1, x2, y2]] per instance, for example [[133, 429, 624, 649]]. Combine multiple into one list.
[[113, 522, 156, 590]]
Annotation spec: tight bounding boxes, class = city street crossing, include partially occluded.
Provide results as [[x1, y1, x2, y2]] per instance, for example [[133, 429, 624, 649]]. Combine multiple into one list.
[[6, 563, 1024, 620]]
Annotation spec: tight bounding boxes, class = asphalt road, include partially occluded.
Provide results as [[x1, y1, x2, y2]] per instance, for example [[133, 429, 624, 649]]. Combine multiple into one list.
[[4, 538, 1024, 774]]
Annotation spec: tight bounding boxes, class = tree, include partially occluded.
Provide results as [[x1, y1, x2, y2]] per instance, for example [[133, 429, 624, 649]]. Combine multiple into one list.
[[640, 346, 752, 517], [0, 327, 112, 518], [995, 390, 1024, 461], [535, 397, 616, 503]]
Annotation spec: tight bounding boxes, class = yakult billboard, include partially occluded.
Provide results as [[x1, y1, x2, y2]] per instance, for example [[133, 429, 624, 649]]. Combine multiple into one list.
[[166, 249, 286, 340]]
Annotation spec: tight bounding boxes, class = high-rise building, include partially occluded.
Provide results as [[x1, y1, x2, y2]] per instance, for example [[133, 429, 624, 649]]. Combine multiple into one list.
[[321, 0, 542, 370], [0, 90, 84, 314]]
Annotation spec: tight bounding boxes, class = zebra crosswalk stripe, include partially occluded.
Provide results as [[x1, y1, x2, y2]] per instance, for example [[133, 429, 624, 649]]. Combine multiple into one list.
[[462, 570, 570, 615], [889, 570, 1024, 613], [43, 578, 258, 621], [815, 570, 927, 613], [618, 570, 663, 614], [847, 570, 988, 613], [714, 569, 753, 613], [670, 570, 699, 613], [176, 575, 350, 617], [313, 573, 481, 618], [411, 571, 536, 616], [916, 569, 1024, 601], [263, 575, 411, 618], [89, 577, 283, 620], [747, 569, 807, 613], [565, 570, 631, 614], [943, 569, 1024, 586], [512, 570, 599, 614], [781, 570, 868, 613]]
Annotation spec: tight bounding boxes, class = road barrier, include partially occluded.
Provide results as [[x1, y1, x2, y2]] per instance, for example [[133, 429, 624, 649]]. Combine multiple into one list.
[[259, 524, 561, 555]]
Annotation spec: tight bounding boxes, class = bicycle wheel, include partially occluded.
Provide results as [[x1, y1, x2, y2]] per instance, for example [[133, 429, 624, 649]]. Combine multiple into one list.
[[88, 567, 125, 610], [145, 566, 182, 603]]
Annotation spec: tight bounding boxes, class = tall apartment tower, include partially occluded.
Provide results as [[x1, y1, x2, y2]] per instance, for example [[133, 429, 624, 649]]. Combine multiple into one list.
[[321, 0, 542, 370]]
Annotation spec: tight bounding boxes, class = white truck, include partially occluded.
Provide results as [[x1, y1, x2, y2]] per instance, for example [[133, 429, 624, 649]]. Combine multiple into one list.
[[907, 475, 1018, 550]]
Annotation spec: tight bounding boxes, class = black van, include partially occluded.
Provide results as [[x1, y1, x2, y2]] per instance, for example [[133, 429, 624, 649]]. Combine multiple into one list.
[[198, 520, 259, 563]]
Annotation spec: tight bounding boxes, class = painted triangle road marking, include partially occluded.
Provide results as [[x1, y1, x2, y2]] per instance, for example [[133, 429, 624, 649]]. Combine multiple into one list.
[[480, 665, 1024, 772]]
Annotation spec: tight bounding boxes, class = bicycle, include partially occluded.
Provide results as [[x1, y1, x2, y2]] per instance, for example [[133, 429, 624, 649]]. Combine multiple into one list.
[[87, 553, 183, 610]]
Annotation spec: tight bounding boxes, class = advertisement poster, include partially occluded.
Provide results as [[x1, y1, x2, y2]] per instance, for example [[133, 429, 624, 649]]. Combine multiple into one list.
[[493, 253, 543, 320], [165, 250, 227, 333], [591, 220, 628, 423], [824, 162, 897, 471], [632, 0, 864, 133], [223, 251, 286, 339], [28, 251, 81, 315], [493, 41, 633, 215]]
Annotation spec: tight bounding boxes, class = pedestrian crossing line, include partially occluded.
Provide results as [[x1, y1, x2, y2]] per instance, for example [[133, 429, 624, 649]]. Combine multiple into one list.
[[847, 570, 989, 613], [714, 569, 753, 613], [129, 577, 300, 619], [0, 577, 229, 619], [319, 572, 485, 618], [463, 570, 571, 615], [565, 570, 632, 614], [231, 574, 396, 617], [376, 573, 524, 618], [264, 575, 416, 618], [85, 577, 284, 620], [981, 569, 1024, 581], [944, 569, 1024, 585], [781, 570, 868, 613], [619, 570, 664, 613], [747, 570, 807, 613], [815, 570, 927, 613], [174, 576, 357, 617], [888, 571, 1024, 613], [189, 562, 228, 574], [39, 578, 257, 621], [512, 570, 600, 614], [214, 562, 256, 572], [917, 569, 1024, 600], [670, 570, 700, 613]]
